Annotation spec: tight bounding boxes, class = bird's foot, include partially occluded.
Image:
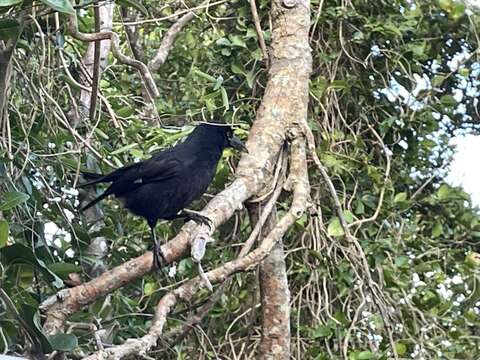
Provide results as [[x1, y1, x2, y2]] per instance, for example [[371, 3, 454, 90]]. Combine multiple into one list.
[[183, 211, 213, 229], [152, 243, 166, 270]]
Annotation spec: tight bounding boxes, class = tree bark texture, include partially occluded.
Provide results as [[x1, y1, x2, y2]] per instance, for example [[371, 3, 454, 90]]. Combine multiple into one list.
[[248, 203, 291, 359]]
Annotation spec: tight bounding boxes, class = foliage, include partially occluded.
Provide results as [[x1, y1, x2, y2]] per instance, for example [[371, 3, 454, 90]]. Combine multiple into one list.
[[0, 0, 480, 358]]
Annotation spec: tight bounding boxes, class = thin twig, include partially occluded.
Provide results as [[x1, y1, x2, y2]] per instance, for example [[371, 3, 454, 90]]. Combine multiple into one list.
[[248, 0, 269, 66]]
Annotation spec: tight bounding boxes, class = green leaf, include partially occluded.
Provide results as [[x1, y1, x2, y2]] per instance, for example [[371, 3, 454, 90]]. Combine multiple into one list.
[[48, 333, 78, 351], [0, 191, 30, 211], [110, 142, 138, 155], [193, 69, 216, 82], [221, 87, 229, 111], [329, 80, 348, 90], [231, 63, 246, 75], [22, 175, 32, 194], [395, 342, 407, 355], [465, 252, 480, 267], [450, 2, 465, 20], [394, 192, 407, 203], [395, 256, 409, 268], [40, 0, 76, 15], [432, 75, 446, 87], [213, 76, 224, 91], [246, 71, 255, 88], [58, 73, 81, 90], [327, 218, 345, 237], [312, 325, 332, 338], [1, 244, 64, 288], [440, 95, 456, 106], [431, 222, 443, 238], [0, 0, 22, 7], [0, 19, 20, 41], [343, 210, 354, 223], [221, 48, 231, 56], [458, 68, 469, 77], [94, 127, 110, 140], [47, 262, 82, 277], [116, 106, 135, 118], [437, 184, 451, 200], [438, 0, 452, 12], [144, 282, 156, 296], [354, 199, 365, 215], [19, 304, 53, 352], [357, 351, 374, 360], [216, 37, 231, 47], [117, 0, 148, 16], [229, 35, 247, 48], [0, 220, 8, 248]]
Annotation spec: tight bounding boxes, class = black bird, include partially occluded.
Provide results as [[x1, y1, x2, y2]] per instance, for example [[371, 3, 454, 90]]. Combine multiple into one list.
[[80, 123, 247, 269]]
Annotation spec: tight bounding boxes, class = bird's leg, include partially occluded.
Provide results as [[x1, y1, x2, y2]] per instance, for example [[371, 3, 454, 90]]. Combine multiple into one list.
[[149, 223, 166, 270], [177, 209, 213, 229]]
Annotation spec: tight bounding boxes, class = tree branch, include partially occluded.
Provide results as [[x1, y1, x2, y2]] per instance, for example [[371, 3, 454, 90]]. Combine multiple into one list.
[[67, 14, 159, 99], [248, 0, 269, 66], [248, 203, 291, 359], [148, 6, 199, 72]]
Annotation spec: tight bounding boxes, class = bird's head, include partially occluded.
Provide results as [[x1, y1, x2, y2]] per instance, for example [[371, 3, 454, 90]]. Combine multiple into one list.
[[224, 127, 248, 152], [194, 123, 248, 153]]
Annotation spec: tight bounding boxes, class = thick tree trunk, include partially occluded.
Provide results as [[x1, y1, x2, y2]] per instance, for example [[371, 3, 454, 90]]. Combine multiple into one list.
[[259, 239, 291, 358]]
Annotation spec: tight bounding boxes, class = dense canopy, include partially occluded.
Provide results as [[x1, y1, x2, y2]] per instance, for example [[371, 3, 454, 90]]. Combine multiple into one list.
[[0, 0, 480, 359]]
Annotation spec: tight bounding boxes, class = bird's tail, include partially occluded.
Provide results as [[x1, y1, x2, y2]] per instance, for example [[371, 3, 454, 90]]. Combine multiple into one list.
[[80, 191, 109, 212], [79, 171, 107, 188]]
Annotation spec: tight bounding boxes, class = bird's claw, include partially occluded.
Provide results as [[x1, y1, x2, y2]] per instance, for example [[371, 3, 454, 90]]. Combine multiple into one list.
[[152, 243, 166, 270], [188, 213, 213, 230]]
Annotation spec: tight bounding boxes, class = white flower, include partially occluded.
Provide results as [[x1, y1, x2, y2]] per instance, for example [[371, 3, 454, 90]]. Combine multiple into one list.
[[168, 265, 177, 278], [447, 46, 471, 71], [452, 88, 463, 102], [65, 248, 75, 258], [399, 139, 409, 150], [361, 310, 371, 318], [430, 59, 441, 74], [451, 275, 463, 285], [370, 45, 381, 57], [436, 283, 453, 300], [64, 209, 75, 222], [32, 179, 45, 190], [47, 142, 56, 149], [61, 187, 79, 197], [441, 340, 452, 347]]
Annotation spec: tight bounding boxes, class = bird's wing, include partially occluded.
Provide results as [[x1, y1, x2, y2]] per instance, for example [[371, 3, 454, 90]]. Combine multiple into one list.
[[131, 157, 183, 184], [108, 154, 190, 196]]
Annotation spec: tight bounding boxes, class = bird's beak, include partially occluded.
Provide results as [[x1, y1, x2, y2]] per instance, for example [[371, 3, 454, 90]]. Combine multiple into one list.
[[228, 135, 248, 152]]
